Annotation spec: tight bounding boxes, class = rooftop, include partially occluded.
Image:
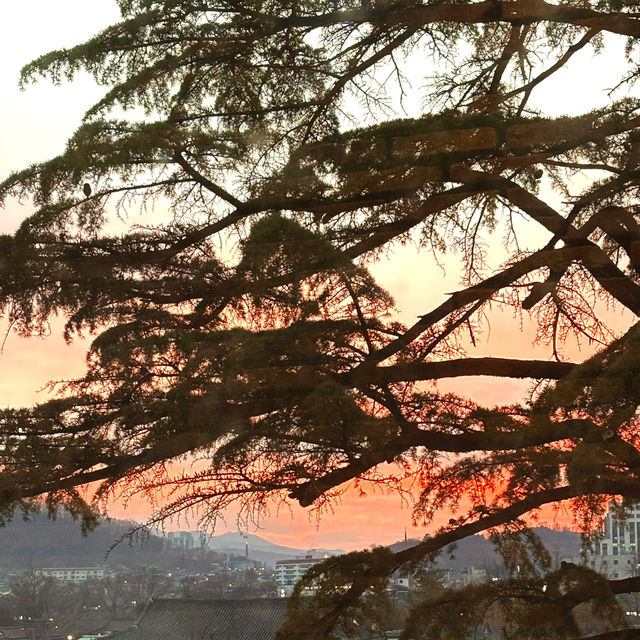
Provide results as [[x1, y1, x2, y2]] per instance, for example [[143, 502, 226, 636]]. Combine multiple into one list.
[[109, 598, 288, 640], [275, 557, 322, 566]]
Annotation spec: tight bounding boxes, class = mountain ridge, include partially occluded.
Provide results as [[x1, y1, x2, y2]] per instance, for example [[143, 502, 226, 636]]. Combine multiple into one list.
[[388, 526, 582, 570], [0, 515, 582, 570]]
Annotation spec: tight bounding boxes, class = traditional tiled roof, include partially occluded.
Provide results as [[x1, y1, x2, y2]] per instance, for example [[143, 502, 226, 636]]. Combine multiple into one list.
[[109, 598, 288, 640], [275, 557, 322, 565]]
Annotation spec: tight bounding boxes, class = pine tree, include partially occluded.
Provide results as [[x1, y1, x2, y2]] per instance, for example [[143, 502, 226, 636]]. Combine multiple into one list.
[[2, 0, 640, 637]]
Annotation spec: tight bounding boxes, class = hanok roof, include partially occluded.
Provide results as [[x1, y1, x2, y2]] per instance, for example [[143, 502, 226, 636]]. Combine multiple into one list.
[[275, 557, 322, 566], [109, 598, 288, 640]]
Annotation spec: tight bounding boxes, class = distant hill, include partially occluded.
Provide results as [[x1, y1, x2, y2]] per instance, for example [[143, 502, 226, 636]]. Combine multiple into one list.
[[0, 515, 580, 573], [388, 527, 582, 571], [198, 531, 344, 567], [0, 516, 343, 570], [0, 515, 166, 570]]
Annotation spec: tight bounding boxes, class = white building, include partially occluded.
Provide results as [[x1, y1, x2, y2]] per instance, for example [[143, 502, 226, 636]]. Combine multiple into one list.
[[37, 567, 106, 583], [585, 503, 640, 579], [275, 555, 324, 597]]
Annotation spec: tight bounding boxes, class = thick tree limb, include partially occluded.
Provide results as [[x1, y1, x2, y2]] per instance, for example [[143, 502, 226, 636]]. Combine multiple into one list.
[[349, 357, 576, 385], [270, 1, 640, 37], [172, 152, 243, 208]]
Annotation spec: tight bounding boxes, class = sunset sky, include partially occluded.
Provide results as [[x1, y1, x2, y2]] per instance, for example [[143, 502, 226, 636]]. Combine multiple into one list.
[[0, 1, 634, 551]]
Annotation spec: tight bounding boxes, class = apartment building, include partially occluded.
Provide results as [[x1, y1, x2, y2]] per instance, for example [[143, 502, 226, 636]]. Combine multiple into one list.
[[586, 502, 640, 579], [275, 555, 324, 597]]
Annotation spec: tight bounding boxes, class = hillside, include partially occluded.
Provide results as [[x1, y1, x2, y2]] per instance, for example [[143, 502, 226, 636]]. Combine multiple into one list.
[[0, 515, 581, 572], [198, 531, 343, 566], [388, 527, 582, 571], [0, 516, 343, 569], [0, 515, 165, 569]]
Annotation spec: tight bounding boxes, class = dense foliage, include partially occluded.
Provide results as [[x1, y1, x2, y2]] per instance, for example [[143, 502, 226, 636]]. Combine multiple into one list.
[[2, 0, 640, 637]]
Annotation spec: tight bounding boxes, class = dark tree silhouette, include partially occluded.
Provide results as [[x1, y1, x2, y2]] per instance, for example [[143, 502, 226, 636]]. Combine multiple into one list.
[[1, 0, 640, 637]]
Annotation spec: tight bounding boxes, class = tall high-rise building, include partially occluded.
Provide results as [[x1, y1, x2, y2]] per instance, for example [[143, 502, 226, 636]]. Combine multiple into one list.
[[586, 502, 640, 579], [595, 503, 640, 557]]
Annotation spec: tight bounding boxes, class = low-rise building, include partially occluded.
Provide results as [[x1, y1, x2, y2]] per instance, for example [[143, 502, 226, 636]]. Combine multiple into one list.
[[0, 619, 56, 640], [36, 567, 106, 583], [441, 567, 487, 589]]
